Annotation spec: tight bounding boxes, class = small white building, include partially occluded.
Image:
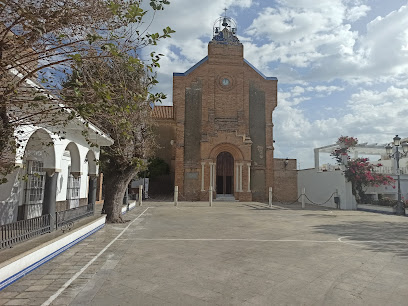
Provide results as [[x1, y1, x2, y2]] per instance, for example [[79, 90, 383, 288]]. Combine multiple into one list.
[[0, 76, 113, 226]]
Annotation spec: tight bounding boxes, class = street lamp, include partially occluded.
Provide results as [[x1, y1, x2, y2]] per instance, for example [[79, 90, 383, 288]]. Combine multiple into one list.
[[385, 135, 408, 216]]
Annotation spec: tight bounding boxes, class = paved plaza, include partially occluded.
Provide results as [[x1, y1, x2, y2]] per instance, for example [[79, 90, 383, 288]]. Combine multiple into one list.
[[1, 201, 408, 305]]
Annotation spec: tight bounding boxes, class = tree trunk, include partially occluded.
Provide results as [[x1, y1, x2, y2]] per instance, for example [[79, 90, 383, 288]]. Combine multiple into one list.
[[102, 167, 138, 223]]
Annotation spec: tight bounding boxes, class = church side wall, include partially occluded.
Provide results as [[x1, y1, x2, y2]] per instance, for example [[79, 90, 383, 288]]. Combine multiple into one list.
[[153, 121, 176, 169], [273, 159, 298, 202], [151, 120, 176, 195], [148, 117, 176, 195]]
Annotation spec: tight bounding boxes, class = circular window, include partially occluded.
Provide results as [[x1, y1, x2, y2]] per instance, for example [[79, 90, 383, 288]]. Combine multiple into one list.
[[222, 78, 230, 86]]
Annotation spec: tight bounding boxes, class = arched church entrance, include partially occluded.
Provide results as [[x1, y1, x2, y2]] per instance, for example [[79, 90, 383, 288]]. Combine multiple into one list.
[[216, 152, 234, 195]]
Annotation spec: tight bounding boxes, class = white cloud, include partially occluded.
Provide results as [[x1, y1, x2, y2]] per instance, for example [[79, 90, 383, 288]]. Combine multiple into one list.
[[291, 86, 305, 96], [242, 2, 408, 84], [306, 85, 344, 95], [274, 85, 408, 168], [346, 4, 371, 22]]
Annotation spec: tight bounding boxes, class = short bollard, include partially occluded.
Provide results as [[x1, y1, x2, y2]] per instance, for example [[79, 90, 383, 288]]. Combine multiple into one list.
[[334, 188, 340, 209], [301, 187, 305, 209], [269, 187, 273, 208], [174, 186, 178, 206], [209, 186, 213, 207], [139, 185, 143, 206]]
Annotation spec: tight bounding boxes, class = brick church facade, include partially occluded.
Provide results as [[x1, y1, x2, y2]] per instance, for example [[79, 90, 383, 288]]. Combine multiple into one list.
[[152, 17, 297, 202]]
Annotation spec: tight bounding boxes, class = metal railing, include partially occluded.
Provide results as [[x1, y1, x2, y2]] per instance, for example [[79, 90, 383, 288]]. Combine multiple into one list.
[[56, 202, 94, 230], [1, 202, 95, 249], [373, 166, 408, 175], [0, 215, 51, 249]]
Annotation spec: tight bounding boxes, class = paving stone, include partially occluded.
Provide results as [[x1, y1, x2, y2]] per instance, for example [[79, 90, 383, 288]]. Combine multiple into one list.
[[4, 299, 29, 305], [0, 299, 10, 306], [0, 293, 17, 299], [25, 285, 49, 292]]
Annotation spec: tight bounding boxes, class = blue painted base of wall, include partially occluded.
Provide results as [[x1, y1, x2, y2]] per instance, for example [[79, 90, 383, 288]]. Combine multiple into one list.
[[0, 223, 104, 291]]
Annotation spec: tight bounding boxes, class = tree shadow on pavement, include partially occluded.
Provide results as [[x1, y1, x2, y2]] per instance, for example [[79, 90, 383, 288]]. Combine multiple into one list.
[[313, 220, 408, 257]]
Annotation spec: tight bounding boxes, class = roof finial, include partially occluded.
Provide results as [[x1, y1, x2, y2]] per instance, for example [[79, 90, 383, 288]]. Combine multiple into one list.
[[223, 7, 228, 17]]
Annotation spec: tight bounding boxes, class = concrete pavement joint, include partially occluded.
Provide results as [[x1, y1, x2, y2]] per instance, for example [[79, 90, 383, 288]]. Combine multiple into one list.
[[338, 236, 408, 246], [119, 238, 340, 243], [41, 207, 151, 306], [116, 237, 408, 246]]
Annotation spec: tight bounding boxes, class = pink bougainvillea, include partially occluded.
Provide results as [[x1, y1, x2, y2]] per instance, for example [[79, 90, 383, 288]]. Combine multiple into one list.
[[338, 136, 358, 147], [332, 136, 395, 203], [330, 136, 358, 164]]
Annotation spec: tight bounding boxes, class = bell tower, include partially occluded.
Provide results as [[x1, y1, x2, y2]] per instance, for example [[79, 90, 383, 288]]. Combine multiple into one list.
[[208, 15, 243, 65]]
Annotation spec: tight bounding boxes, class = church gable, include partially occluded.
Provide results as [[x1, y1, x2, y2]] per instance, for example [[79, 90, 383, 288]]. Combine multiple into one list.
[[170, 14, 279, 202]]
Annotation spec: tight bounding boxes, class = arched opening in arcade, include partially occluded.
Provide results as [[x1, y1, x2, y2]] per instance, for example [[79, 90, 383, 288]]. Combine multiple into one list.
[[62, 142, 81, 209], [20, 128, 55, 220]]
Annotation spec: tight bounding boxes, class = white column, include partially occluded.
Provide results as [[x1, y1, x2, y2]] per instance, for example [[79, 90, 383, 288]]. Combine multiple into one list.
[[236, 163, 239, 192], [201, 162, 205, 191], [239, 163, 243, 192], [247, 163, 251, 192], [212, 163, 216, 189], [209, 162, 213, 188], [209, 162, 216, 189]]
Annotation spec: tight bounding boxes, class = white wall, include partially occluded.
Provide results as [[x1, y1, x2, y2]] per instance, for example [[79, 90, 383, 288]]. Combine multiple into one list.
[[57, 152, 70, 202], [364, 175, 408, 201], [298, 169, 356, 210], [80, 162, 89, 199]]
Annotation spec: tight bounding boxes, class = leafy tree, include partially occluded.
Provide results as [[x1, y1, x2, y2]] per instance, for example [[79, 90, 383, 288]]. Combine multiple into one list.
[[62, 45, 171, 222], [0, 0, 171, 182], [332, 136, 395, 203]]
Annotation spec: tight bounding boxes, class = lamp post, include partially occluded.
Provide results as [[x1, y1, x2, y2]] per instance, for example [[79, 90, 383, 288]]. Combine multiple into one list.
[[385, 135, 408, 216]]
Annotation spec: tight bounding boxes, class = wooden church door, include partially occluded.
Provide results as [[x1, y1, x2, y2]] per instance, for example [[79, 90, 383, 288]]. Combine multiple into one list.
[[216, 152, 234, 195]]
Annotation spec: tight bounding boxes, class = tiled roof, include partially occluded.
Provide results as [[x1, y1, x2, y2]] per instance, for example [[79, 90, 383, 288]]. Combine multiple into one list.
[[151, 106, 174, 119]]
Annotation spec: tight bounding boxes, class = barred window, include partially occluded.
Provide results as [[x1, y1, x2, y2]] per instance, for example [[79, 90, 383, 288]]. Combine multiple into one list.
[[24, 160, 45, 205], [67, 169, 80, 208]]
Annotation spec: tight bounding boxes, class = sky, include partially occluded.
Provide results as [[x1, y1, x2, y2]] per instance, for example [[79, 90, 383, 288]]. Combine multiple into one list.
[[142, 0, 408, 169]]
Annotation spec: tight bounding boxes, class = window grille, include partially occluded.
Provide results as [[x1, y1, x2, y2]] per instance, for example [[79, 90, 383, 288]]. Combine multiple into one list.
[[24, 160, 45, 205], [67, 172, 80, 208]]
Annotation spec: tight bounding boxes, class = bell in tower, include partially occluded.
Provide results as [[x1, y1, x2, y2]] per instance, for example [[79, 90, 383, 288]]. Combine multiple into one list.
[[212, 14, 239, 45]]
